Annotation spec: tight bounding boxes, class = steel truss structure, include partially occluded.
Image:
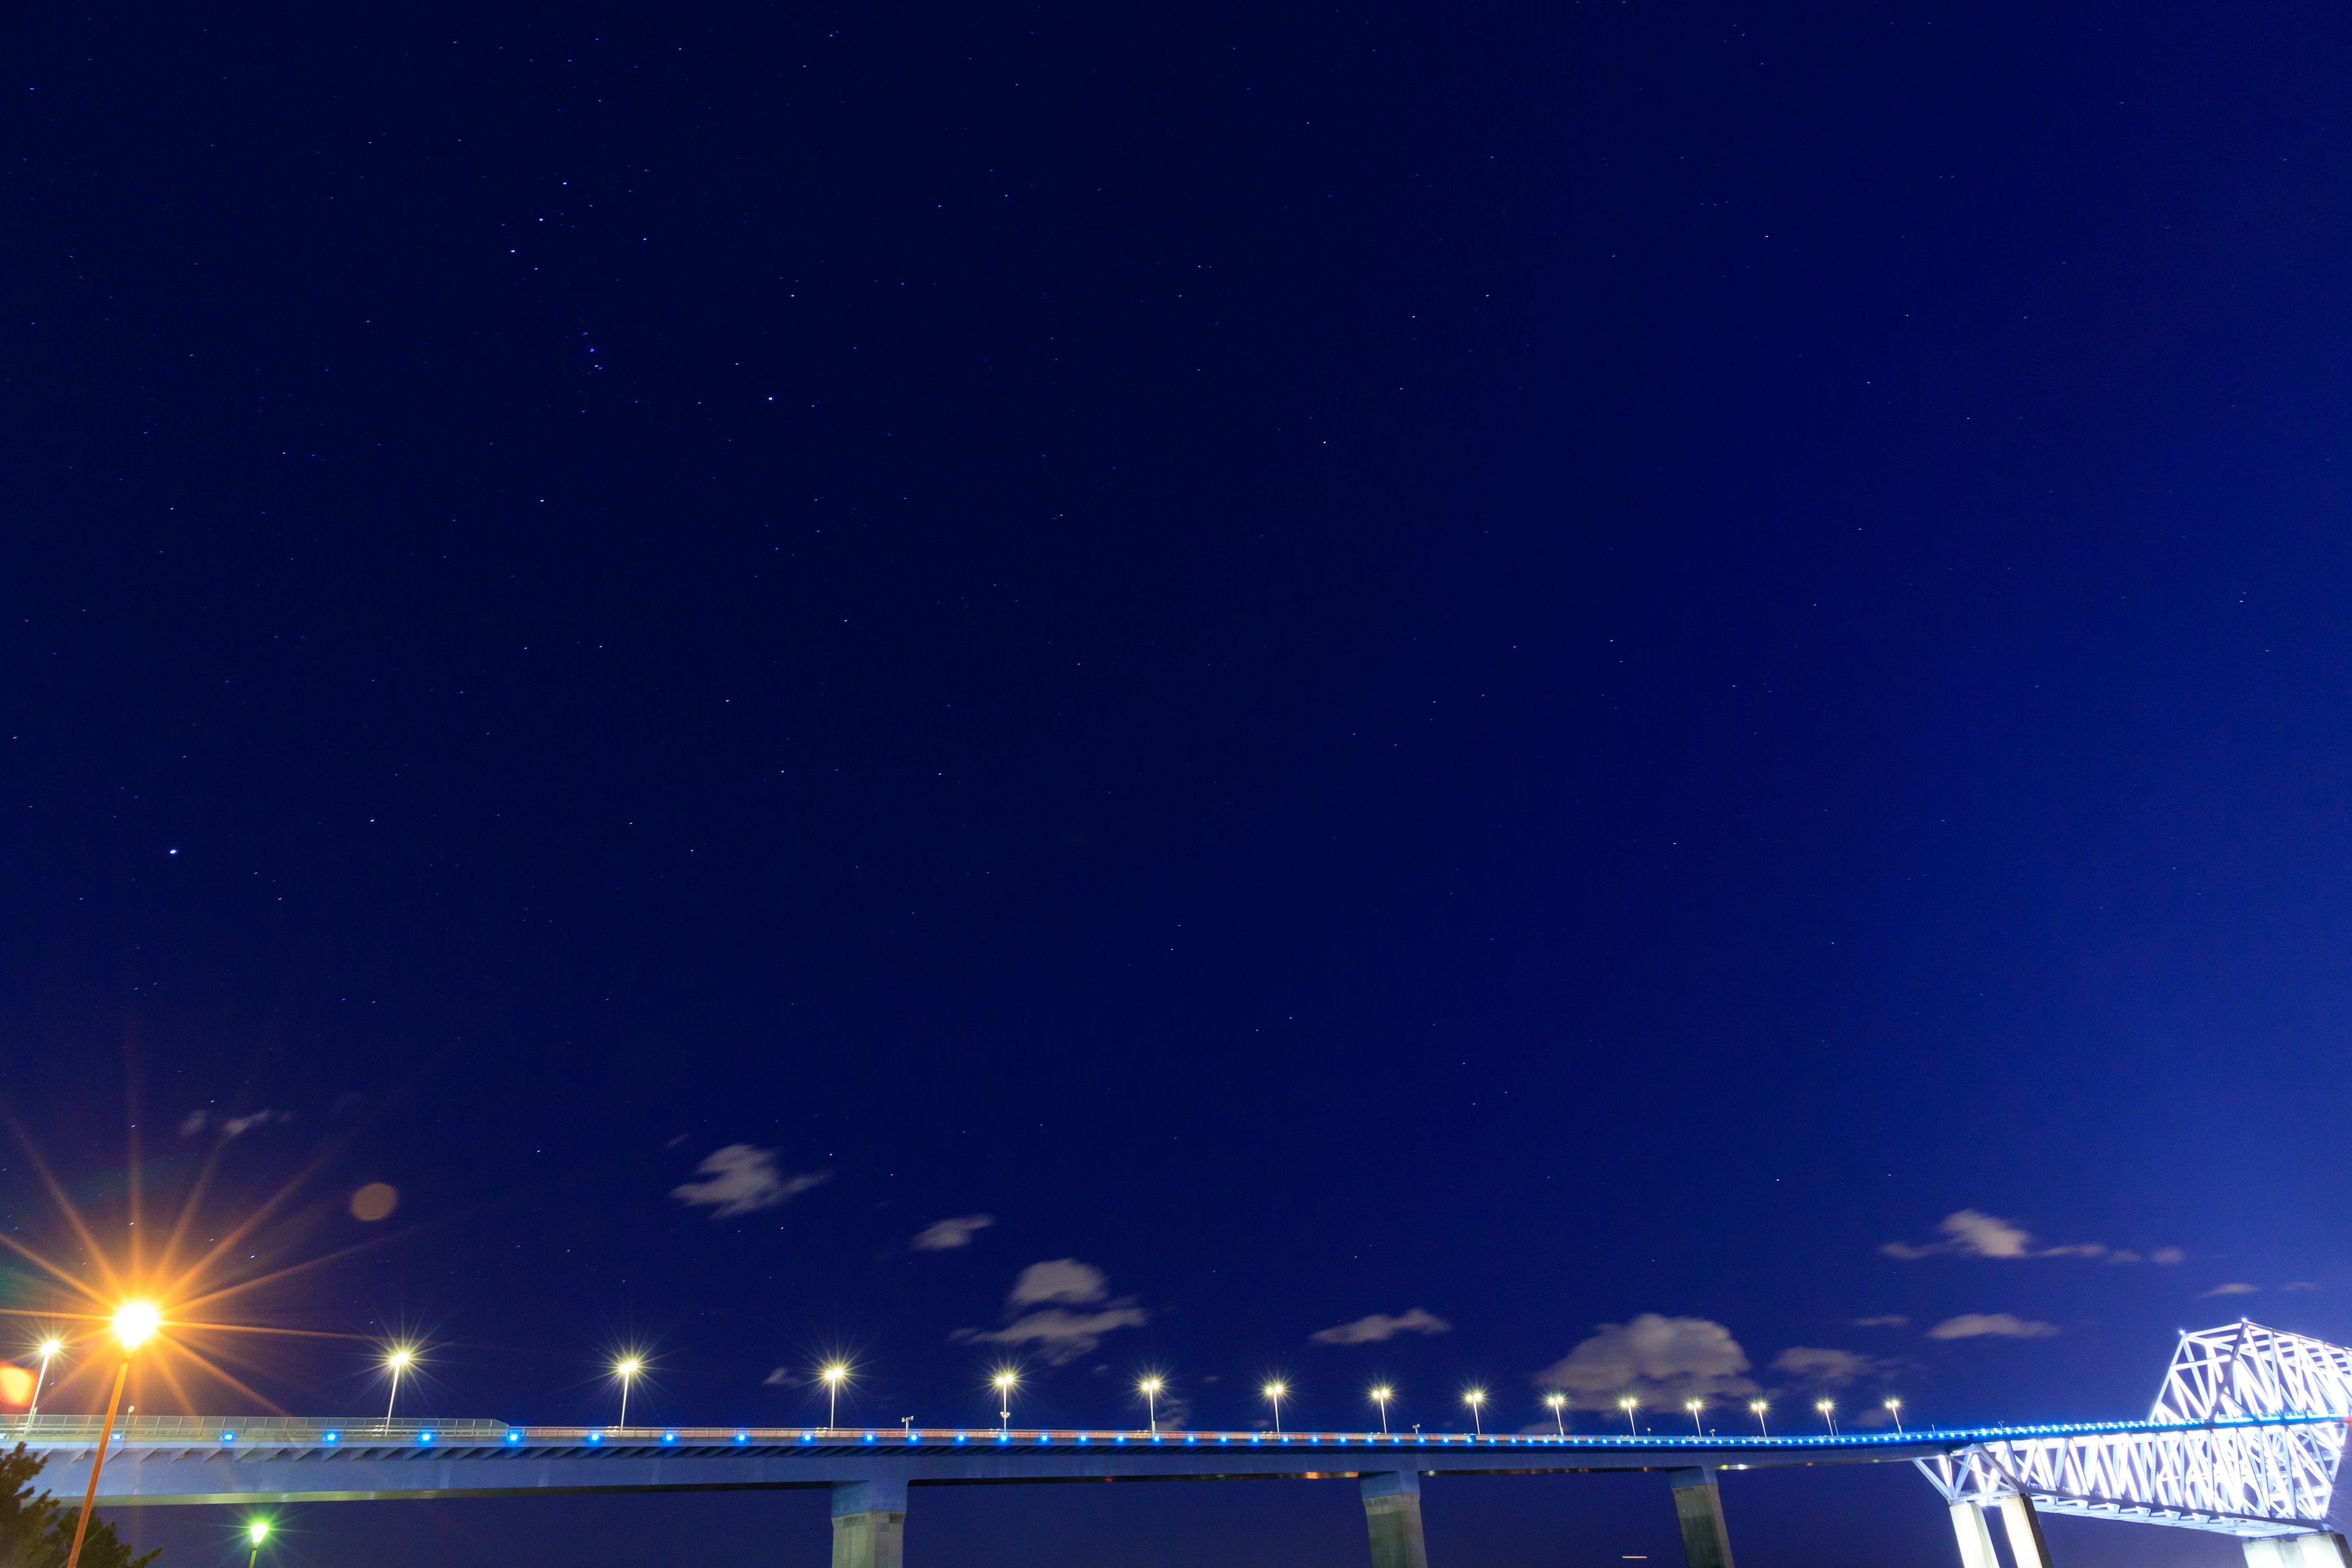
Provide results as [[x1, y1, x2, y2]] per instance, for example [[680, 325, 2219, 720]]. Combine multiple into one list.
[[1918, 1322, 2352, 1537]]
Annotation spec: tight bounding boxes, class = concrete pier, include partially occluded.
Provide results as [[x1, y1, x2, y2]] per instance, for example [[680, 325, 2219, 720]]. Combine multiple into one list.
[[2244, 1535, 2352, 1568], [830, 1478, 907, 1568], [1947, 1502, 1999, 1568], [1997, 1494, 2051, 1568], [1360, 1470, 1430, 1568], [1668, 1468, 1735, 1568]]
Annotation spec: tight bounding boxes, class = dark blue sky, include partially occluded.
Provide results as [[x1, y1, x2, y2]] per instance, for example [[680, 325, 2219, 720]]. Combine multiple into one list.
[[6, 1, 2351, 1566]]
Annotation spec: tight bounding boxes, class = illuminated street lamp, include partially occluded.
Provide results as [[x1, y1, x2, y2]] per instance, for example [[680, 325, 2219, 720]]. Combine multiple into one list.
[[614, 1357, 643, 1430], [1138, 1377, 1164, 1435], [244, 1520, 270, 1568], [1686, 1400, 1705, 1435], [382, 1346, 415, 1433], [993, 1371, 1017, 1433], [1618, 1396, 1638, 1438], [24, 1338, 62, 1428], [1463, 1389, 1487, 1436], [64, 1302, 162, 1568], [1370, 1387, 1393, 1436], [1263, 1382, 1287, 1436], [1544, 1392, 1567, 1435], [1749, 1400, 1770, 1438], [821, 1363, 850, 1430], [1816, 1399, 1838, 1436], [1885, 1398, 1904, 1434]]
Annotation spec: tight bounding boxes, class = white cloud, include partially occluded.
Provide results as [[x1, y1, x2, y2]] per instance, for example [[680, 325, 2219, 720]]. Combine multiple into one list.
[[912, 1215, 995, 1251], [1310, 1308, 1452, 1346], [1926, 1313, 2059, 1340], [1770, 1347, 1894, 1389], [1536, 1314, 1758, 1412], [669, 1145, 829, 1218], [2152, 1248, 2185, 1265], [1882, 1210, 2114, 1261], [953, 1259, 1148, 1365], [181, 1107, 288, 1139], [2201, 1283, 2258, 1297], [764, 1367, 809, 1387], [1853, 1315, 1908, 1328], [2285, 1282, 2323, 1292]]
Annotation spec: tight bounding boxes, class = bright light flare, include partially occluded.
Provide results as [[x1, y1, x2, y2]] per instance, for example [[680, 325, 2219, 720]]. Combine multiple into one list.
[[385, 1347, 414, 1371], [111, 1302, 161, 1350], [1138, 1376, 1163, 1395], [992, 1371, 1017, 1391], [246, 1521, 269, 1545], [37, 1340, 61, 1360], [616, 1357, 643, 1379], [1262, 1382, 1286, 1399], [821, 1363, 850, 1385]]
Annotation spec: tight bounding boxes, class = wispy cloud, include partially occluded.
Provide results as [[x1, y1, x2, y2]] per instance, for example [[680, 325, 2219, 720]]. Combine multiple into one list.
[[2285, 1282, 2323, 1292], [180, 1107, 288, 1139], [1926, 1313, 2059, 1340], [2201, 1283, 2258, 1298], [1771, 1347, 1896, 1389], [764, 1367, 809, 1388], [911, 1215, 995, 1251], [669, 1145, 829, 1218], [2152, 1248, 2184, 1265], [1536, 1314, 1758, 1412], [952, 1259, 1148, 1365], [1853, 1315, 1908, 1328], [1310, 1308, 1452, 1346], [1882, 1210, 2144, 1262]]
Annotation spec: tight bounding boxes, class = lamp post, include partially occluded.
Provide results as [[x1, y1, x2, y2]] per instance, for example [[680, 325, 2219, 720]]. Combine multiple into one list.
[[1371, 1387, 1393, 1436], [382, 1347, 413, 1433], [244, 1520, 270, 1568], [1816, 1399, 1837, 1436], [1884, 1398, 1904, 1434], [1545, 1393, 1567, 1435], [821, 1364, 850, 1430], [1749, 1400, 1770, 1437], [1139, 1378, 1163, 1435], [614, 1358, 642, 1430], [994, 1372, 1017, 1433], [1686, 1400, 1704, 1435], [64, 1302, 160, 1568], [24, 1339, 61, 1429], [1618, 1396, 1638, 1438], [1263, 1382, 1287, 1436], [1464, 1390, 1486, 1436]]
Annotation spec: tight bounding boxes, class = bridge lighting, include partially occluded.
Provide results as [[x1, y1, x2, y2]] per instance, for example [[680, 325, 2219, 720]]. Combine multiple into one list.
[[1371, 1387, 1394, 1435], [614, 1357, 644, 1430], [1885, 1398, 1904, 1434], [1686, 1399, 1704, 1435], [1749, 1400, 1770, 1437], [1263, 1382, 1288, 1435], [1464, 1389, 1487, 1436], [821, 1363, 851, 1429], [1618, 1396, 1638, 1438], [993, 1371, 1018, 1432], [1816, 1399, 1838, 1436], [1545, 1392, 1566, 1435], [1138, 1377, 1164, 1434], [382, 1346, 417, 1433]]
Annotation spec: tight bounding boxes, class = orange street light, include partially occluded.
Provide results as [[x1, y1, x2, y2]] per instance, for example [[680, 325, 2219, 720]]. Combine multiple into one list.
[[65, 1302, 164, 1568]]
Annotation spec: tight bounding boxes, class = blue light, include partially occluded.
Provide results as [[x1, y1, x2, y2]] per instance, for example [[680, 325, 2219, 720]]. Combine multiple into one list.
[[996, 1433, 1009, 1444], [324, 1433, 339, 1444], [801, 1432, 813, 1443], [506, 1432, 522, 1444], [1186, 1434, 1197, 1444], [418, 1431, 435, 1444], [863, 1433, 876, 1444], [662, 1433, 676, 1444], [955, 1434, 967, 1444], [221, 1432, 235, 1442], [1114, 1435, 1125, 1444], [735, 1433, 748, 1444], [1077, 1434, 1089, 1444], [589, 1433, 603, 1444], [1036, 1433, 1048, 1444]]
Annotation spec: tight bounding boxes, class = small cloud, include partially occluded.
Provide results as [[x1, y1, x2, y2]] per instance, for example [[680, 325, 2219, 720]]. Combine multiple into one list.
[[2152, 1248, 2185, 1265], [1852, 1315, 1908, 1328], [2201, 1283, 2259, 1297], [1536, 1314, 1758, 1411], [911, 1215, 995, 1251], [181, 1108, 287, 1139], [1927, 1313, 2059, 1340], [2285, 1282, 2323, 1292], [669, 1145, 829, 1219], [1883, 1210, 2105, 1261], [1771, 1347, 1895, 1388], [763, 1367, 808, 1388], [2106, 1251, 2143, 1264], [1310, 1308, 1452, 1346], [952, 1259, 1148, 1365], [665, 1133, 690, 1149]]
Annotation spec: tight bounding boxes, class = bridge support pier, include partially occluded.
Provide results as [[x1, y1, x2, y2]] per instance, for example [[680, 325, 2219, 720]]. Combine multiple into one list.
[[1360, 1470, 1429, 1568], [830, 1478, 907, 1568], [1996, 1495, 2051, 1568], [1668, 1468, 1734, 1568], [1947, 1502, 1999, 1568], [2244, 1536, 2352, 1568]]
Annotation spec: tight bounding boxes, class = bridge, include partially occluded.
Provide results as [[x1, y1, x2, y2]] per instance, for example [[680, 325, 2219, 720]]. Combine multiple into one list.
[[19, 1321, 2350, 1568]]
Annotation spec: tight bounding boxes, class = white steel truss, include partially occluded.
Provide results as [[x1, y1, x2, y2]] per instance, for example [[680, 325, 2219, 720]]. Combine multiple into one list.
[[1918, 1322, 2352, 1538]]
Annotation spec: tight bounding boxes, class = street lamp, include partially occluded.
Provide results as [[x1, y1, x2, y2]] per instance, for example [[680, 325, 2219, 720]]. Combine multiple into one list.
[[1544, 1392, 1567, 1435], [64, 1301, 162, 1568], [1884, 1398, 1904, 1434], [244, 1520, 270, 1568], [614, 1357, 643, 1430], [1686, 1400, 1704, 1435], [382, 1346, 415, 1433], [1749, 1400, 1770, 1437], [1263, 1382, 1287, 1435], [24, 1338, 62, 1428], [1464, 1389, 1486, 1436], [1138, 1378, 1163, 1435], [1815, 1399, 1838, 1436], [1618, 1396, 1638, 1438], [993, 1371, 1017, 1433], [821, 1363, 850, 1430], [1370, 1387, 1393, 1436]]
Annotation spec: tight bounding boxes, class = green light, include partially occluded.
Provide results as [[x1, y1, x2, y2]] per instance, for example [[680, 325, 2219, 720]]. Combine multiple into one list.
[[247, 1521, 269, 1545]]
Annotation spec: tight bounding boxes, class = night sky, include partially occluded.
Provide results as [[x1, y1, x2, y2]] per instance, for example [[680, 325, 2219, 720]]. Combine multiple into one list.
[[7, 2, 2352, 1566]]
